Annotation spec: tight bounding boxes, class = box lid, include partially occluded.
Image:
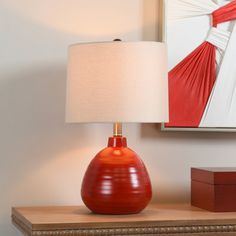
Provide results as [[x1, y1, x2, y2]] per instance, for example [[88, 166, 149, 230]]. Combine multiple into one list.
[[191, 168, 236, 185]]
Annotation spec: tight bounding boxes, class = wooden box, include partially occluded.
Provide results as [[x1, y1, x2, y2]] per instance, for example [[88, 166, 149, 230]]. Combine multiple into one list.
[[191, 168, 236, 212]]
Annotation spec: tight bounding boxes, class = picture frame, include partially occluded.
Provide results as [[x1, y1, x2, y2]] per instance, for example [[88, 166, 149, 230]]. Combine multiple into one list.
[[161, 0, 236, 132]]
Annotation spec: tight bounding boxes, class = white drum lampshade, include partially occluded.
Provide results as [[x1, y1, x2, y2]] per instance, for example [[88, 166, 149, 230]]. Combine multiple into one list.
[[66, 41, 168, 123]]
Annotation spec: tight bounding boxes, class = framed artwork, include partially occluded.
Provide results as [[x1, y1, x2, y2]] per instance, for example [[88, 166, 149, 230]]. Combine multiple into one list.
[[162, 0, 236, 131]]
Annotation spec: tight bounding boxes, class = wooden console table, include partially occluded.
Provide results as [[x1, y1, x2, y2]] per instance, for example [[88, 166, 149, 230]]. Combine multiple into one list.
[[12, 204, 236, 236]]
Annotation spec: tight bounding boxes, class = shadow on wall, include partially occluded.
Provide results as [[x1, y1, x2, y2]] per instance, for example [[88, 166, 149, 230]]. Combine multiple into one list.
[[0, 65, 95, 235], [142, 0, 161, 41], [0, 65, 91, 183], [141, 124, 236, 141], [151, 188, 188, 204], [140, 124, 236, 204]]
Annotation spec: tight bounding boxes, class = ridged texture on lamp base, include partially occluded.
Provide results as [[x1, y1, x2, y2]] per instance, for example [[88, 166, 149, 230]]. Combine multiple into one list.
[[81, 136, 152, 215]]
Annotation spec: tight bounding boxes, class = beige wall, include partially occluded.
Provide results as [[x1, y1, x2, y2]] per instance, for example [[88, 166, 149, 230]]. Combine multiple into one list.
[[1, 0, 236, 235]]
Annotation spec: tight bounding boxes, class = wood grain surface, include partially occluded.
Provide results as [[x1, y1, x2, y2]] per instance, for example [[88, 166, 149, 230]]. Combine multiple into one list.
[[12, 204, 236, 236]]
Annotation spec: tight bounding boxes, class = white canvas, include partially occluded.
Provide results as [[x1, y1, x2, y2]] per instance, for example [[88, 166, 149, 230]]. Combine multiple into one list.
[[166, 0, 236, 128]]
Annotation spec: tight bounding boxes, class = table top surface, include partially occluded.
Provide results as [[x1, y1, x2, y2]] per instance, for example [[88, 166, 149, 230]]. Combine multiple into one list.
[[12, 204, 236, 231]]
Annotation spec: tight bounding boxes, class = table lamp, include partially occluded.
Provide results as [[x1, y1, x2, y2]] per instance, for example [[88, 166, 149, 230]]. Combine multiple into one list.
[[66, 40, 168, 214]]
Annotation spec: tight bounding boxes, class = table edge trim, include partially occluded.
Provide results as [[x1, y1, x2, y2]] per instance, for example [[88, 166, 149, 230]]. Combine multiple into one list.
[[12, 215, 236, 235]]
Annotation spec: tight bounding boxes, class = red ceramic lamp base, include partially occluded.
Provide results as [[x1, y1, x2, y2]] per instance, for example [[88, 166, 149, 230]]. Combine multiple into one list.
[[81, 136, 152, 215]]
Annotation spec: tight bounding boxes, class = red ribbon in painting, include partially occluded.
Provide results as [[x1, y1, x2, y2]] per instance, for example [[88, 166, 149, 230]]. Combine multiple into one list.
[[166, 0, 236, 128], [212, 0, 236, 26]]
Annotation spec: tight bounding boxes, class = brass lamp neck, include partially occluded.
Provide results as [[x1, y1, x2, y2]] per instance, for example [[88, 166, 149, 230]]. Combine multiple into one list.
[[113, 123, 122, 136]]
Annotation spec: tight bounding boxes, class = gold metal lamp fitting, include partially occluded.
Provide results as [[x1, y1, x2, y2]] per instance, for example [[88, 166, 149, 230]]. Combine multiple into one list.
[[113, 122, 122, 136]]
